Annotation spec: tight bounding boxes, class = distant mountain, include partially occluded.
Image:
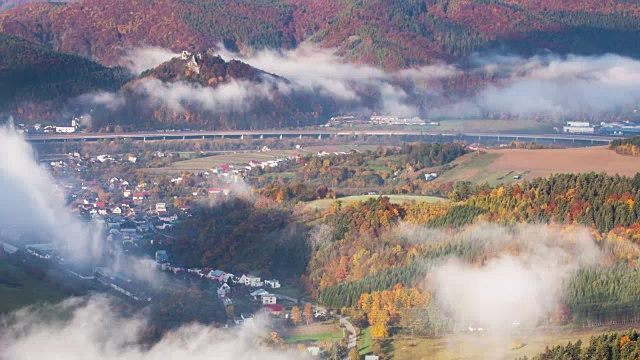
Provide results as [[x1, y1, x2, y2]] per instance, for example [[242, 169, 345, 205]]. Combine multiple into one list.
[[87, 52, 337, 130], [2, 0, 640, 69], [0, 32, 129, 109]]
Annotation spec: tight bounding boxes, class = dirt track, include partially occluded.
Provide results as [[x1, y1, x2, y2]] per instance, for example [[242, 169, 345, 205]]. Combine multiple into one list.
[[487, 147, 640, 177]]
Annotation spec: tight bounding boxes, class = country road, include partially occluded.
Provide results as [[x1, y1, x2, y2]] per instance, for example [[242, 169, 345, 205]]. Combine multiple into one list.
[[339, 316, 357, 358]]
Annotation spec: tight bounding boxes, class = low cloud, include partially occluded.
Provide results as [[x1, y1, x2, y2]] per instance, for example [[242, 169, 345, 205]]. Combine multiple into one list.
[[134, 77, 277, 113], [431, 53, 640, 118], [119, 47, 179, 75], [0, 295, 303, 360], [83, 45, 640, 121], [0, 125, 103, 261], [219, 44, 456, 117], [430, 224, 600, 357], [78, 91, 126, 111]]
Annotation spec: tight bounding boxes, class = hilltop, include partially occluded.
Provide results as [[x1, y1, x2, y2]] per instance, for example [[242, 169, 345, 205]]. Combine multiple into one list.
[[2, 0, 640, 69], [87, 52, 335, 130]]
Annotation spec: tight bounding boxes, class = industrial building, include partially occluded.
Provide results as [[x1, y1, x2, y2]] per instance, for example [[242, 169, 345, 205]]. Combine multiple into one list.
[[562, 121, 595, 134]]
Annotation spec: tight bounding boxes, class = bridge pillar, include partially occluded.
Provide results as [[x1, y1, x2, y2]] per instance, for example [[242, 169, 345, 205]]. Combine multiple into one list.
[[221, 135, 224, 139], [535, 138, 538, 143], [183, 135, 185, 140], [279, 134, 283, 140], [241, 135, 244, 140], [478, 135, 481, 140], [553, 138, 556, 143], [163, 136, 166, 140], [143, 137, 146, 142], [202, 136, 205, 139], [299, 134, 302, 139], [591, 139, 594, 144], [318, 134, 322, 140], [497, 136, 500, 141], [260, 134, 263, 139]]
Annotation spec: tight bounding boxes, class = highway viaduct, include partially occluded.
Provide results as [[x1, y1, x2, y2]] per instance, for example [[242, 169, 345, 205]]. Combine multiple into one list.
[[24, 130, 618, 145]]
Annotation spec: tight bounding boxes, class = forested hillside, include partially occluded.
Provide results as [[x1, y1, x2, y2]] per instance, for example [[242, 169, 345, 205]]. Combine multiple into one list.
[[168, 198, 309, 279], [2, 0, 640, 69], [522, 329, 640, 360], [291, 171, 640, 342], [0, 32, 129, 108]]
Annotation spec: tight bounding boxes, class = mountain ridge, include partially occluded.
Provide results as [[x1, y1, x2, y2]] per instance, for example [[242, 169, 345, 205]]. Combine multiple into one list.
[[2, 0, 640, 69]]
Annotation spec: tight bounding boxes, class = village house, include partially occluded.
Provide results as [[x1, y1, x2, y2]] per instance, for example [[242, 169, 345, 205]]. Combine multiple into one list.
[[217, 283, 231, 297], [156, 203, 167, 212], [261, 294, 277, 305], [132, 192, 148, 201], [307, 347, 321, 357], [158, 214, 178, 223], [155, 250, 169, 263], [240, 313, 254, 325], [207, 269, 226, 281], [187, 268, 202, 275], [263, 304, 284, 317], [264, 279, 281, 288], [239, 274, 263, 287], [250, 289, 269, 300], [111, 206, 122, 215]]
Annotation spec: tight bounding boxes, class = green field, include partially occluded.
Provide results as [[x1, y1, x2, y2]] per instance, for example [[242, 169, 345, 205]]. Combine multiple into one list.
[[283, 324, 345, 345], [0, 259, 68, 313], [359, 327, 374, 356], [273, 285, 303, 299], [392, 325, 634, 360], [306, 195, 448, 210]]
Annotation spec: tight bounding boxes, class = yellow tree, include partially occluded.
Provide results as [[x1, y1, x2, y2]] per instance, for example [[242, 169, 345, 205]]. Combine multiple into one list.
[[291, 306, 302, 325], [270, 332, 284, 346], [370, 322, 389, 340], [348, 347, 360, 360], [304, 303, 314, 325]]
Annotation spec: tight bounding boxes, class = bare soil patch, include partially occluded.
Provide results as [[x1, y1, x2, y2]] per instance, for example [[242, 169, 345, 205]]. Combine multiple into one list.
[[487, 147, 640, 178]]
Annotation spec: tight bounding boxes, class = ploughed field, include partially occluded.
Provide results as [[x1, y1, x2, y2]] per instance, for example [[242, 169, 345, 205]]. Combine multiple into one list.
[[487, 147, 640, 177], [437, 146, 640, 185]]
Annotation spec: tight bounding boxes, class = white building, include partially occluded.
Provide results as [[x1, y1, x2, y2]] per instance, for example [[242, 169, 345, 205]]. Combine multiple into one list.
[[563, 121, 594, 134], [425, 173, 438, 181], [156, 203, 167, 212], [563, 125, 595, 134], [261, 294, 277, 305], [265, 279, 281, 288], [239, 274, 263, 287], [55, 126, 76, 133], [566, 121, 590, 127]]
